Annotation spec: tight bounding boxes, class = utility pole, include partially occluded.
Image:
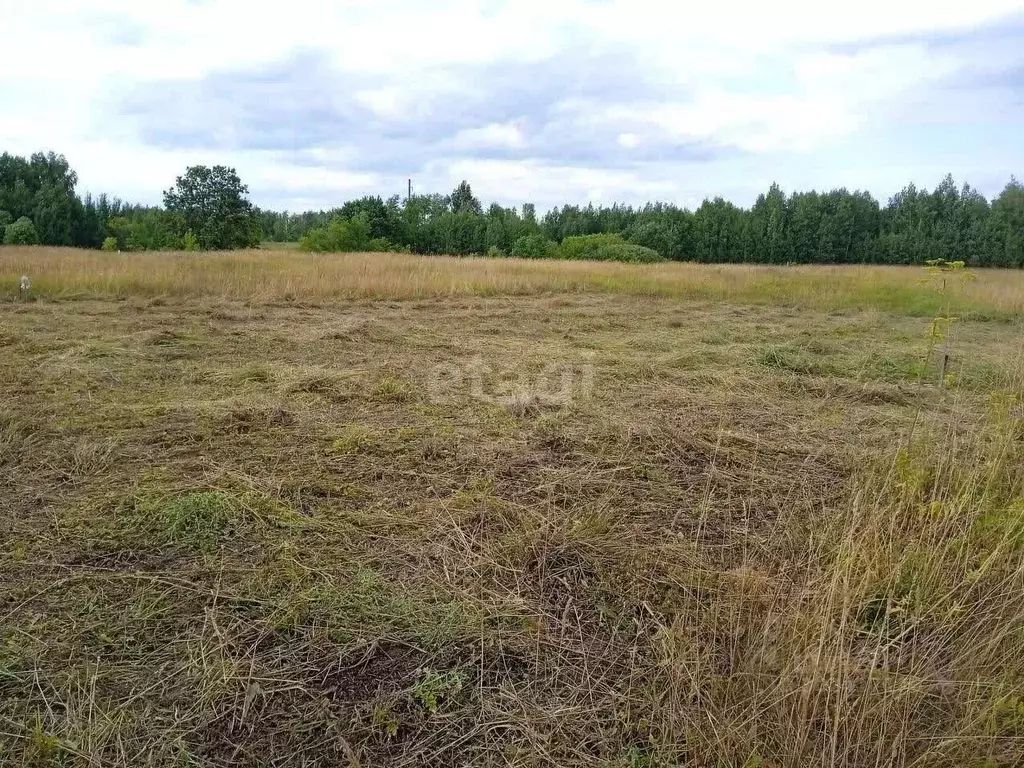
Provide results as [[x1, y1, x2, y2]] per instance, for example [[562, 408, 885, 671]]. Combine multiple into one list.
[[407, 178, 412, 202]]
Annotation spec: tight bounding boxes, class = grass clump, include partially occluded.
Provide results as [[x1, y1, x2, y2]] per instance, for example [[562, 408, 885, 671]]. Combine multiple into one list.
[[330, 424, 375, 454], [116, 490, 301, 551], [756, 344, 833, 375], [371, 374, 412, 402], [160, 491, 234, 549], [273, 567, 482, 647], [232, 364, 272, 383]]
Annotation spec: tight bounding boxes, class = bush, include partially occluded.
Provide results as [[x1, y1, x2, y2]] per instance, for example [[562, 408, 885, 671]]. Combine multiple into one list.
[[368, 237, 394, 252], [299, 215, 374, 253], [184, 230, 200, 251], [101, 236, 118, 251], [510, 234, 556, 259], [486, 246, 506, 259], [588, 242, 665, 263], [0, 210, 11, 230], [3, 216, 39, 245], [553, 234, 663, 262], [555, 233, 627, 260]]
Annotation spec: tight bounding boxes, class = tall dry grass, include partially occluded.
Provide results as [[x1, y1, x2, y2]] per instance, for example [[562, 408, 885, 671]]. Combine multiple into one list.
[[645, 396, 1024, 766], [2, 246, 1023, 317]]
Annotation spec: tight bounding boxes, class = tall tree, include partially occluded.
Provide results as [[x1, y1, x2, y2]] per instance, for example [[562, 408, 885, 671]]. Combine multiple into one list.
[[163, 165, 260, 250], [449, 180, 482, 215], [987, 178, 1024, 267]]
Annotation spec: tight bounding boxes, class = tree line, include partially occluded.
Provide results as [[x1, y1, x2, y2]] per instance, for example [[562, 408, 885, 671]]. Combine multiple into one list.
[[3, 150, 1023, 266], [0, 154, 260, 251]]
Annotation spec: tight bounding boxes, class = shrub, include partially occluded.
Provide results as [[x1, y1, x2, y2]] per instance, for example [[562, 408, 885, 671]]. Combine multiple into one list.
[[299, 215, 374, 253], [183, 230, 200, 251], [588, 242, 665, 263], [3, 217, 39, 245], [298, 227, 332, 253], [510, 234, 556, 259], [556, 233, 626, 260], [0, 210, 11, 229], [101, 236, 118, 251], [557, 234, 664, 263], [486, 246, 506, 258]]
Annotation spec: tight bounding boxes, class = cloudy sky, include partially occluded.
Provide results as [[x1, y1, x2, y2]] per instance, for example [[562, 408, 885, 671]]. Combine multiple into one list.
[[2, 0, 1023, 211]]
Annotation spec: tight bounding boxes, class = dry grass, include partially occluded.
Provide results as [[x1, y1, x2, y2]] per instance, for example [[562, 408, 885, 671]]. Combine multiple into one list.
[[2, 246, 1024, 318], [1, 264, 1023, 766]]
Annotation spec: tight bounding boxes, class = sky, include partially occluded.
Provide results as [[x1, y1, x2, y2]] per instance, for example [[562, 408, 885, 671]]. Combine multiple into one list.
[[1, 0, 1023, 212]]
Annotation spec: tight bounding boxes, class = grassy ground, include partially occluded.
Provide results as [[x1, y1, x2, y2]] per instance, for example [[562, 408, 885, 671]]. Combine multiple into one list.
[[1, 249, 1023, 766], [2, 246, 1024, 318]]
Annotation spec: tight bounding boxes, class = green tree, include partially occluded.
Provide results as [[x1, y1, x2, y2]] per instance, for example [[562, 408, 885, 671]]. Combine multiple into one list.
[[693, 197, 748, 262], [750, 183, 788, 263], [987, 178, 1024, 267], [298, 214, 374, 252], [163, 165, 260, 250], [101, 236, 118, 251], [4, 216, 39, 245], [449, 180, 482, 215], [339, 196, 402, 242]]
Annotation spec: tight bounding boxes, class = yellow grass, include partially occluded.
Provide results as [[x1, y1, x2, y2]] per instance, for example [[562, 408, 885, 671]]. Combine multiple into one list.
[[2, 245, 1023, 317]]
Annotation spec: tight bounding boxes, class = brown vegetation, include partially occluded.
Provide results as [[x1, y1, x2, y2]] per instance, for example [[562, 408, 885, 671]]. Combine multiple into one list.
[[1, 251, 1023, 766]]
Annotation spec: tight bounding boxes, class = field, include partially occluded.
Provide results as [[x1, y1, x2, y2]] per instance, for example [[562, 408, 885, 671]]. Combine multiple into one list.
[[1, 247, 1023, 767]]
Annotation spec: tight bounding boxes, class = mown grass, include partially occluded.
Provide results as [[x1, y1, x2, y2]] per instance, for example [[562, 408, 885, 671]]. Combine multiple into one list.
[[2, 246, 1023, 318], [1, 273, 1022, 766]]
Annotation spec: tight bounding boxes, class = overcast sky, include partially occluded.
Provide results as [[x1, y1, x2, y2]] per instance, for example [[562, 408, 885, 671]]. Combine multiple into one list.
[[2, 0, 1023, 211]]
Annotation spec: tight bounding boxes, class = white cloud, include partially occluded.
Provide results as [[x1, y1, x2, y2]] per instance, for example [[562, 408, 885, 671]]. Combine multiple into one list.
[[454, 122, 527, 150], [617, 133, 641, 149], [1, 0, 1022, 209]]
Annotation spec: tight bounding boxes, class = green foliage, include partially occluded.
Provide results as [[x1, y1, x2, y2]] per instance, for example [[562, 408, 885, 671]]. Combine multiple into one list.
[[554, 234, 663, 262], [160, 492, 234, 550], [107, 210, 180, 251], [627, 209, 693, 259], [298, 214, 377, 252], [756, 345, 832, 375], [986, 693, 1024, 736], [183, 229, 200, 251], [3, 215, 39, 245], [557, 233, 627, 260], [101, 236, 118, 251], [587, 242, 664, 263], [410, 668, 468, 713], [330, 424, 375, 454], [26, 716, 65, 766], [0, 151, 83, 246], [3, 146, 1024, 266], [371, 702, 400, 738], [163, 165, 261, 250], [449, 180, 482, 215], [511, 233, 556, 259]]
